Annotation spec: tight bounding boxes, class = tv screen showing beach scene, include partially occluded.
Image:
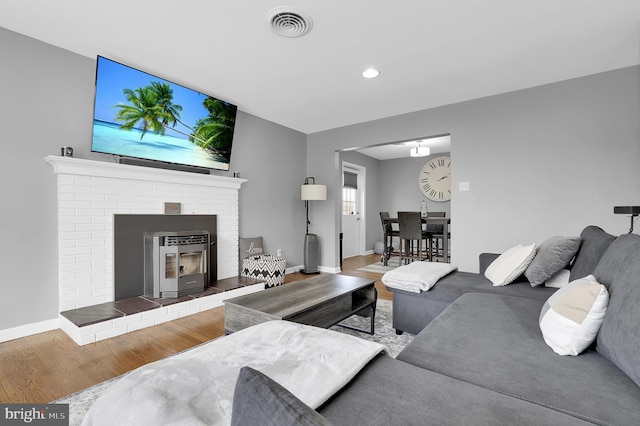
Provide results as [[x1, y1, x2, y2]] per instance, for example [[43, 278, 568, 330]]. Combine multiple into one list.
[[91, 56, 237, 171]]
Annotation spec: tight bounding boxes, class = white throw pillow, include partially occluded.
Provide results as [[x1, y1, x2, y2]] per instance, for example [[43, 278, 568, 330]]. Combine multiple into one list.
[[544, 268, 571, 288], [484, 244, 537, 286], [539, 275, 609, 356]]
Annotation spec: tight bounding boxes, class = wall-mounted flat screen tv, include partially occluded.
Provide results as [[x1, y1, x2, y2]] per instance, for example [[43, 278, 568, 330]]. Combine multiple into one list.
[[91, 56, 237, 171]]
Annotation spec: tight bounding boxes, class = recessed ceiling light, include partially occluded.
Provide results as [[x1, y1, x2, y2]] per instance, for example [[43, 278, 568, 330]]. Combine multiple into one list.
[[362, 68, 380, 79]]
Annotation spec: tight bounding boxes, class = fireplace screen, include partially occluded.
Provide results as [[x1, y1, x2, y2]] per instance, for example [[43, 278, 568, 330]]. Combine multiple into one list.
[[164, 251, 205, 278], [144, 231, 210, 298]]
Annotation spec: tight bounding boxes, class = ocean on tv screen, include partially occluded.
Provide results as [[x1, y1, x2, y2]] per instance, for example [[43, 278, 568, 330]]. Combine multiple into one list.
[[92, 120, 230, 170]]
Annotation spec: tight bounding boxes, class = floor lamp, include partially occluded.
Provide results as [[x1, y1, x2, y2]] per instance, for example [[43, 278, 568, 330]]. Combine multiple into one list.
[[301, 177, 327, 274]]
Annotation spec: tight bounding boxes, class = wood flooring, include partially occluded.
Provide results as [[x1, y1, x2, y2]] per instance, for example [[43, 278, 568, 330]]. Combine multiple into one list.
[[0, 253, 389, 403]]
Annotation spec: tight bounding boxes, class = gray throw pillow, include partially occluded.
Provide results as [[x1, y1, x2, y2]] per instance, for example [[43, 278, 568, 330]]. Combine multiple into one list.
[[525, 236, 581, 286], [231, 366, 332, 426], [569, 226, 616, 281], [239, 236, 264, 260]]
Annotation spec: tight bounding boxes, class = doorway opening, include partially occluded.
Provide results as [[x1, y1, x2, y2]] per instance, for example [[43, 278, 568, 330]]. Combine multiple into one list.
[[341, 162, 366, 259]]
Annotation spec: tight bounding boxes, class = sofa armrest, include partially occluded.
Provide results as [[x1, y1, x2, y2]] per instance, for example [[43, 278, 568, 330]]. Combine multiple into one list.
[[479, 253, 500, 275]]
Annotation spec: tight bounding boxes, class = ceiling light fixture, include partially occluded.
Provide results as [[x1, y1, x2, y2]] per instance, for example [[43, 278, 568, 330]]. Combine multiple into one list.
[[410, 141, 430, 157], [362, 68, 380, 79]]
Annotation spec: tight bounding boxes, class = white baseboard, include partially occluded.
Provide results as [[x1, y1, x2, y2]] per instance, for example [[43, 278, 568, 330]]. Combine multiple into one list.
[[0, 318, 60, 343], [290, 264, 341, 274], [363, 249, 374, 255], [286, 265, 304, 274], [319, 265, 341, 274]]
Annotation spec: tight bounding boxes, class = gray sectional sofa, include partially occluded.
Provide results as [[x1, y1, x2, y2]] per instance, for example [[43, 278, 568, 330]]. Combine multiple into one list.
[[233, 225, 639, 424], [322, 226, 640, 424]]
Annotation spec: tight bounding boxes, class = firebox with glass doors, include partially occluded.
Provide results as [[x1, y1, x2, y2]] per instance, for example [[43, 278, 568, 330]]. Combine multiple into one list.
[[144, 230, 209, 298]]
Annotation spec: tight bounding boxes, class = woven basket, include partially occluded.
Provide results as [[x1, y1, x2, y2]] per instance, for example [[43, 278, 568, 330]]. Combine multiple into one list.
[[242, 255, 287, 288]]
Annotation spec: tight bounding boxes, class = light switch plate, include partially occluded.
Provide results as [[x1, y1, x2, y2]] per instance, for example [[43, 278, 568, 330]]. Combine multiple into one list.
[[459, 182, 470, 192]]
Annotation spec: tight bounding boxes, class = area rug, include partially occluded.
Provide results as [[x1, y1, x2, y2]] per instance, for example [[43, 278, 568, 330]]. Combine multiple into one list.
[[356, 261, 398, 273], [330, 299, 412, 356], [52, 298, 412, 426]]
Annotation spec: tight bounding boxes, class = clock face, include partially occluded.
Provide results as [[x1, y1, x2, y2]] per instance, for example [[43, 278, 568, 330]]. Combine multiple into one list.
[[419, 156, 451, 201]]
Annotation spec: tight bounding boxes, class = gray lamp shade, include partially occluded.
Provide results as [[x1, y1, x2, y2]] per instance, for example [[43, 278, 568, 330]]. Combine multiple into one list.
[[301, 184, 327, 201]]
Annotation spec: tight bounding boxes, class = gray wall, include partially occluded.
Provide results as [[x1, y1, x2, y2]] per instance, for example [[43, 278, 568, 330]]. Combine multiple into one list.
[[308, 66, 640, 272], [0, 27, 306, 332], [232, 112, 307, 264], [0, 27, 95, 331]]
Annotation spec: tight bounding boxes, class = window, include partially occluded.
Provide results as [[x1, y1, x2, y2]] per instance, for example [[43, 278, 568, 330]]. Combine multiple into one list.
[[342, 187, 357, 215], [342, 170, 358, 215]]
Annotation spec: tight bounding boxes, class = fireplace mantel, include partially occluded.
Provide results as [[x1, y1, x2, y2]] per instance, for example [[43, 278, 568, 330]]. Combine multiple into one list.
[[45, 156, 245, 188]]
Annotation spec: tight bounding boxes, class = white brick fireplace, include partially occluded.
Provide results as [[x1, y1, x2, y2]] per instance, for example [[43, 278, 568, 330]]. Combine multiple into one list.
[[45, 156, 257, 343]]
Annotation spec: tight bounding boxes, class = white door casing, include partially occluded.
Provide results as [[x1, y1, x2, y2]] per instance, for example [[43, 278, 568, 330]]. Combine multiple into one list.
[[341, 162, 366, 259]]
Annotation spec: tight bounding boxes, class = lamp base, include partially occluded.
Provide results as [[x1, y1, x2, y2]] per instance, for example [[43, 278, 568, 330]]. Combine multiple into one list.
[[303, 233, 320, 274]]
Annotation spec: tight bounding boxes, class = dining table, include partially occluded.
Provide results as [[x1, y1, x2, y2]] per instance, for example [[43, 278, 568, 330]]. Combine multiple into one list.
[[382, 216, 451, 265]]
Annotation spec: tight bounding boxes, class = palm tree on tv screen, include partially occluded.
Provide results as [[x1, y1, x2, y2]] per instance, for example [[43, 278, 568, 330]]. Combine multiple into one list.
[[150, 82, 182, 128], [114, 83, 197, 141], [190, 98, 236, 160], [114, 87, 168, 140], [114, 83, 234, 160]]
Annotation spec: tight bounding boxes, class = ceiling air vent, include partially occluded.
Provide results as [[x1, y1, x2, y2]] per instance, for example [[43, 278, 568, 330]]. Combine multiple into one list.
[[266, 7, 313, 38]]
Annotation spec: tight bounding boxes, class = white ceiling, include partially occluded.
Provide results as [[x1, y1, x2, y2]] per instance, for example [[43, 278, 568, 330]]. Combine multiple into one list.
[[1, 1, 639, 135]]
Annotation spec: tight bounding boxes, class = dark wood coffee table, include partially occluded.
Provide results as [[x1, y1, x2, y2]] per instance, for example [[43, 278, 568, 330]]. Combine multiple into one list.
[[224, 274, 377, 334]]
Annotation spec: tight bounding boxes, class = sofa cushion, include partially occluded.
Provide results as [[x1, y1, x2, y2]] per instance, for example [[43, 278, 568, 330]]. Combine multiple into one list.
[[397, 293, 640, 425], [232, 366, 331, 426], [595, 233, 640, 388], [592, 233, 639, 287], [569, 226, 615, 281], [319, 354, 591, 426], [427, 271, 556, 303], [539, 275, 609, 356], [525, 236, 581, 286], [485, 243, 537, 286], [388, 271, 556, 334]]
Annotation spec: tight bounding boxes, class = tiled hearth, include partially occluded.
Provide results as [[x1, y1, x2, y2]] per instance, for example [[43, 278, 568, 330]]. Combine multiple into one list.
[[60, 276, 263, 345], [46, 156, 258, 345], [61, 276, 259, 326]]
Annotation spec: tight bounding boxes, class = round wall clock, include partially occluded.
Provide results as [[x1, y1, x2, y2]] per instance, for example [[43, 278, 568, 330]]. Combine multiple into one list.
[[419, 156, 451, 201]]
